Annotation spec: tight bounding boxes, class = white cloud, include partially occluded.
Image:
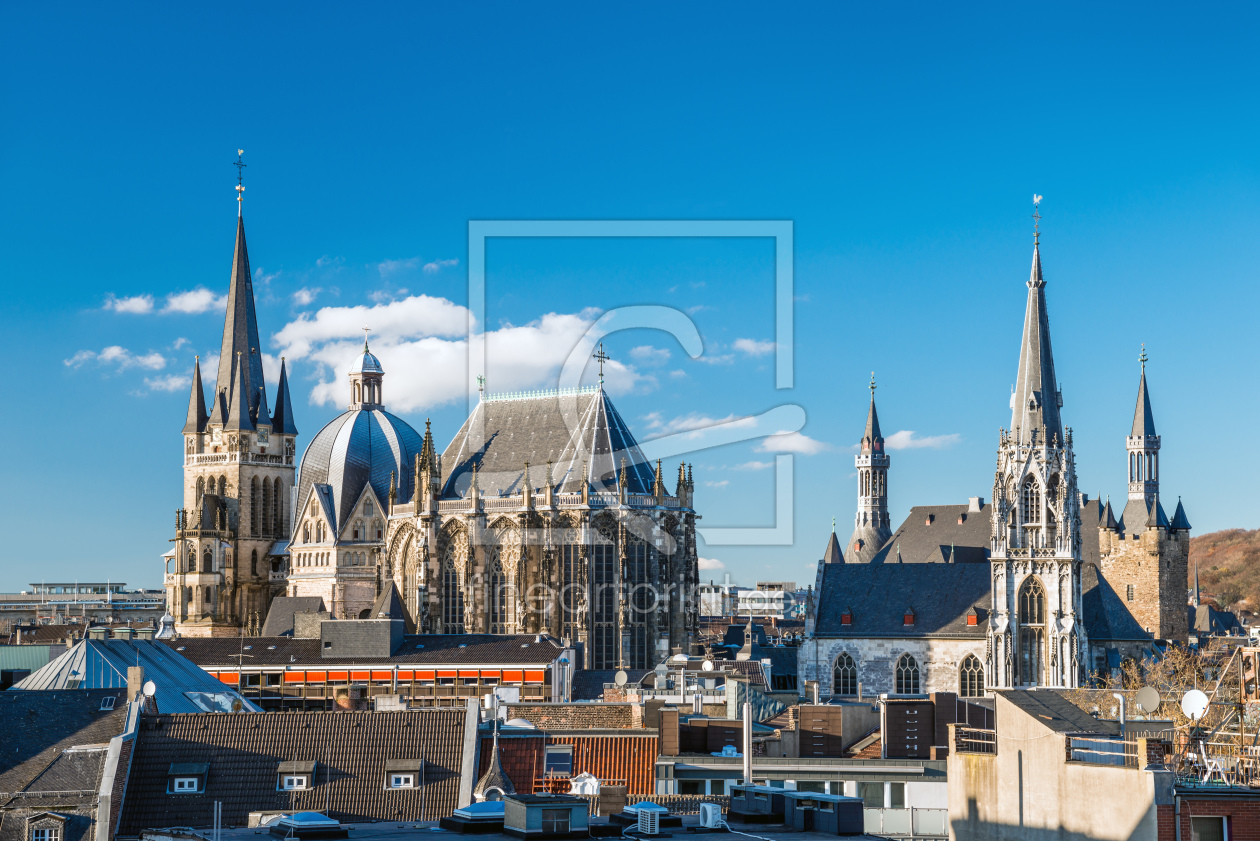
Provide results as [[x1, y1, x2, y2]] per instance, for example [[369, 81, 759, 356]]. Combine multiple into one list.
[[377, 257, 421, 276], [642, 412, 758, 439], [64, 346, 167, 371], [756, 430, 830, 455], [171, 337, 190, 350], [316, 255, 343, 268], [144, 374, 191, 392], [103, 294, 154, 314], [277, 296, 656, 413], [668, 369, 687, 379], [163, 288, 228, 314], [698, 557, 726, 571], [733, 338, 775, 357], [704, 480, 730, 488], [292, 287, 321, 306], [694, 353, 734, 365], [733, 460, 774, 471], [423, 258, 459, 273], [885, 430, 962, 450], [630, 345, 671, 366]]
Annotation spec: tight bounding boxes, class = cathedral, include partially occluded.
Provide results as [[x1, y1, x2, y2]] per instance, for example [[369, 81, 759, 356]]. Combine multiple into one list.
[[802, 226, 1193, 696], [168, 206, 701, 666]]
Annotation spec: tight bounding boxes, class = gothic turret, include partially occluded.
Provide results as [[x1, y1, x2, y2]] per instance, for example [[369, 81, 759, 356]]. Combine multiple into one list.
[[271, 358, 299, 435], [183, 356, 208, 434], [1010, 239, 1063, 446], [213, 215, 268, 424], [1121, 348, 1162, 531], [847, 375, 892, 563]]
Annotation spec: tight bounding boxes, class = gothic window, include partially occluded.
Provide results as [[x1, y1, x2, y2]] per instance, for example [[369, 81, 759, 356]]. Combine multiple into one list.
[[487, 548, 507, 634], [1021, 479, 1041, 524], [353, 520, 362, 540], [959, 654, 984, 697], [196, 476, 205, 500], [560, 542, 580, 644], [250, 477, 259, 536], [272, 478, 282, 536], [251, 549, 258, 577], [895, 653, 920, 695], [1018, 576, 1046, 686], [441, 534, 466, 634], [202, 549, 213, 573], [218, 475, 227, 497], [626, 536, 650, 669], [261, 480, 271, 536], [206, 587, 213, 604], [590, 518, 618, 670], [303, 523, 310, 543], [374, 519, 383, 541], [833, 652, 858, 696]]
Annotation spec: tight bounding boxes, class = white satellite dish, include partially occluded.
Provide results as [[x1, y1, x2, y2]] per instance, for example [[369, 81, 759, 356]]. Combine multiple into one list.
[[1181, 689, 1210, 722], [614, 670, 628, 687], [1135, 686, 1161, 714], [142, 680, 156, 698], [701, 660, 715, 672]]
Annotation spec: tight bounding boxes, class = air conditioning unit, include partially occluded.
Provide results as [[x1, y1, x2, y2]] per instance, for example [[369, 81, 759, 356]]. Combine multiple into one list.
[[637, 809, 659, 835], [699, 803, 723, 829]]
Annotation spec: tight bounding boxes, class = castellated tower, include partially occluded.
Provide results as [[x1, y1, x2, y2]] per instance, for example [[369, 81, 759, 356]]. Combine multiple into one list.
[[1096, 352, 1192, 642], [987, 232, 1086, 689], [167, 214, 298, 637], [846, 376, 893, 563]]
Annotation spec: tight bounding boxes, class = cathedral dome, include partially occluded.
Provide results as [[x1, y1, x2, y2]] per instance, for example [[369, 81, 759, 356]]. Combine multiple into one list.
[[295, 406, 423, 531], [349, 346, 384, 374]]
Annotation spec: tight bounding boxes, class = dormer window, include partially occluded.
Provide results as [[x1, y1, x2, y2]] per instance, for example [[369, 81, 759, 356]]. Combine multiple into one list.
[[390, 774, 414, 789], [277, 761, 315, 791], [903, 608, 915, 626], [167, 760, 208, 793], [966, 608, 979, 627], [385, 759, 424, 789], [281, 775, 308, 790], [841, 610, 853, 626]]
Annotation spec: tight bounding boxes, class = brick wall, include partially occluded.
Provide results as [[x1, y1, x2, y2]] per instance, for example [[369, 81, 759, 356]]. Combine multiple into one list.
[[504, 703, 639, 730], [1098, 526, 1190, 643], [1160, 796, 1260, 841]]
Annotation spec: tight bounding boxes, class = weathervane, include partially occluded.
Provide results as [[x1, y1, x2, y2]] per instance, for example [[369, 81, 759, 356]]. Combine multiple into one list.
[[593, 342, 610, 386], [1139, 343, 1147, 370], [234, 149, 246, 214], [1032, 194, 1043, 243], [869, 371, 876, 396]]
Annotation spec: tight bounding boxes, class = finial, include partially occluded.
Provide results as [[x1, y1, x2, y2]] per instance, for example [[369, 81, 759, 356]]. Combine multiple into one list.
[[234, 149, 246, 215], [593, 342, 610, 386], [476, 374, 485, 399], [362, 326, 372, 351], [869, 371, 876, 396], [1139, 343, 1147, 370], [1032, 194, 1043, 244], [831, 516, 836, 533]]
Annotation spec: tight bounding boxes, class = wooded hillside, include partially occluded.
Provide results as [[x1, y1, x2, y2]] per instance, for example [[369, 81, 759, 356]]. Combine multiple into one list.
[[1190, 528, 1260, 611]]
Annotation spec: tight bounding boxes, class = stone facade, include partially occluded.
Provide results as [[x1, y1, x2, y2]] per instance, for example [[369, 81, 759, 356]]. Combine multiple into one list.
[[799, 637, 988, 698], [1098, 524, 1190, 642]]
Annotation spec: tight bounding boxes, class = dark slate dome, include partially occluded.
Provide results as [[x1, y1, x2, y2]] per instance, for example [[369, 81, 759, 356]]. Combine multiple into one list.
[[295, 407, 423, 530]]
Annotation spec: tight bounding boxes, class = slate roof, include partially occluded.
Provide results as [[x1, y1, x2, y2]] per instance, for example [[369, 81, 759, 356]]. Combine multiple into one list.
[[12, 639, 258, 713], [1010, 241, 1064, 447], [814, 560, 990, 638], [570, 669, 650, 701], [212, 215, 268, 427], [166, 634, 565, 668], [440, 390, 654, 499], [0, 690, 127, 797], [1131, 366, 1157, 438], [1189, 603, 1244, 636], [116, 709, 474, 831], [866, 504, 991, 565], [259, 596, 328, 637], [1000, 689, 1121, 735]]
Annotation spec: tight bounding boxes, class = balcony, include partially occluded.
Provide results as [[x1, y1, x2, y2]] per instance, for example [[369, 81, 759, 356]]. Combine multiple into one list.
[[185, 452, 293, 467], [863, 808, 948, 839]]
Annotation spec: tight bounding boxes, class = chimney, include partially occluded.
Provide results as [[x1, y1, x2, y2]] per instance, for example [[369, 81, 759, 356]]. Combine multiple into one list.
[[113, 627, 135, 640], [968, 497, 984, 513], [87, 627, 109, 641], [136, 627, 155, 641], [127, 666, 145, 701]]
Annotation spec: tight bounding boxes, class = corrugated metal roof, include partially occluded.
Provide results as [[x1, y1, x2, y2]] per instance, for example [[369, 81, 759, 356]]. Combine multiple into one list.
[[0, 644, 59, 671]]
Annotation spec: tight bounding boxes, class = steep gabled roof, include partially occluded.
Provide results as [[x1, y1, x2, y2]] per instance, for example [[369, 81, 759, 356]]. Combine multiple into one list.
[[260, 596, 328, 636], [223, 354, 255, 432], [441, 389, 654, 499], [369, 582, 415, 633], [814, 561, 989, 638], [822, 531, 844, 564]]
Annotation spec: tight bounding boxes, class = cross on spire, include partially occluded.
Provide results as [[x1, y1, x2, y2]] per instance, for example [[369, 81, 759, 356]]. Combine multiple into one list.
[[234, 149, 246, 215], [1032, 193, 1043, 244], [1139, 343, 1148, 370], [476, 374, 486, 398], [869, 371, 877, 395], [593, 342, 610, 385], [362, 326, 372, 351]]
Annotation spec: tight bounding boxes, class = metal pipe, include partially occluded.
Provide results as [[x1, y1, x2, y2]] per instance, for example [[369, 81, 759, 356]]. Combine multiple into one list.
[[742, 701, 752, 785], [1112, 693, 1126, 740]]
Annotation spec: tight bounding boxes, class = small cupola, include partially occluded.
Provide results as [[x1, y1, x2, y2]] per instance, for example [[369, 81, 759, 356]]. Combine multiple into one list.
[[348, 338, 385, 410]]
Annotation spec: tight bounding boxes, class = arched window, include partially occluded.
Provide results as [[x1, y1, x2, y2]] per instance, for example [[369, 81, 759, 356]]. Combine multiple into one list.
[[218, 475, 227, 497], [250, 477, 259, 535], [202, 549, 213, 573], [196, 476, 205, 500], [487, 548, 506, 634], [1018, 576, 1046, 686], [353, 520, 362, 540], [365, 500, 374, 516], [833, 653, 858, 696], [1021, 479, 1041, 524], [273, 478, 282, 535], [303, 523, 310, 543], [206, 587, 213, 604], [895, 653, 920, 695], [251, 549, 258, 577], [959, 654, 984, 697], [442, 545, 465, 634]]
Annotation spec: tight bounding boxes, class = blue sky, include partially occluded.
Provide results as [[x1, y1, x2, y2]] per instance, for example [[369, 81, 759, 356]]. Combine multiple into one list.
[[2, 3, 1257, 591]]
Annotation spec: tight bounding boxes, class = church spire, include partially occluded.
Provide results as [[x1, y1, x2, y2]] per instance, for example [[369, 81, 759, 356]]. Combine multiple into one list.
[[271, 358, 299, 435], [224, 352, 255, 432], [1010, 214, 1063, 446], [183, 356, 208, 434], [861, 372, 883, 453], [1131, 345, 1156, 438], [1123, 345, 1162, 530], [848, 374, 892, 563], [213, 213, 267, 425]]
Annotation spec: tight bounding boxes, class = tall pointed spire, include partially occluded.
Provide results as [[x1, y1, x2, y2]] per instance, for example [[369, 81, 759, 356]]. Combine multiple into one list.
[[270, 358, 299, 434], [183, 356, 209, 433], [224, 352, 255, 432], [849, 374, 892, 563], [1010, 223, 1063, 445], [1131, 345, 1156, 438], [213, 214, 267, 425], [861, 372, 884, 453]]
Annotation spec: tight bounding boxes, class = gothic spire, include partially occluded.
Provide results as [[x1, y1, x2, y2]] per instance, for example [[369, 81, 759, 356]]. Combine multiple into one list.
[[1171, 497, 1192, 531], [223, 353, 255, 432], [1010, 237, 1063, 445], [183, 356, 208, 434], [213, 215, 267, 424], [822, 530, 844, 564], [1131, 346, 1156, 438], [861, 373, 883, 453], [270, 358, 299, 434]]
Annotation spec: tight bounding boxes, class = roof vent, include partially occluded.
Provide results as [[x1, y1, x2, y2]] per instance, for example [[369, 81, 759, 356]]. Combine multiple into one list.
[[903, 608, 916, 626], [968, 496, 984, 512], [925, 514, 934, 526]]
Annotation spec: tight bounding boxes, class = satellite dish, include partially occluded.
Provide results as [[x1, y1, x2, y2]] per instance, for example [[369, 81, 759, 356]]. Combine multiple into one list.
[[614, 670, 628, 687], [702, 660, 715, 672], [1135, 686, 1161, 714], [1181, 689, 1210, 721], [231, 698, 243, 712], [142, 680, 156, 698]]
